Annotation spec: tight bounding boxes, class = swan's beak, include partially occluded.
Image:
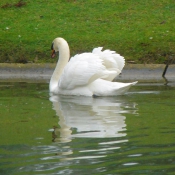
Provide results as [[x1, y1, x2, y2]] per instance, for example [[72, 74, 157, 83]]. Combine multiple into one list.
[[51, 50, 56, 58]]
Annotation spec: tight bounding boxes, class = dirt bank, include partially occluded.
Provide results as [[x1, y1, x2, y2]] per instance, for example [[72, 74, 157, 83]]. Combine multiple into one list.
[[0, 63, 174, 83]]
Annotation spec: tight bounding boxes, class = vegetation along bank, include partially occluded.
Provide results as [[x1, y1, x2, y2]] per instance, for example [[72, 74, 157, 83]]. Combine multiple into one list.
[[0, 0, 174, 63]]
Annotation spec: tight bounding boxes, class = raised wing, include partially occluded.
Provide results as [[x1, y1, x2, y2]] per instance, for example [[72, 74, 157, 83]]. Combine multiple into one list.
[[59, 47, 125, 90], [92, 47, 125, 73]]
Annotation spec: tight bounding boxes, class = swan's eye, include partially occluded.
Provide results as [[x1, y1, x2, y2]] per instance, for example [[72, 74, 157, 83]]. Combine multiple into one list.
[[51, 43, 54, 50]]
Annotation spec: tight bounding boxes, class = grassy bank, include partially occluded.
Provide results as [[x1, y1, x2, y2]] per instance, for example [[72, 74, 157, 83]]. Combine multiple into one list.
[[0, 0, 174, 63]]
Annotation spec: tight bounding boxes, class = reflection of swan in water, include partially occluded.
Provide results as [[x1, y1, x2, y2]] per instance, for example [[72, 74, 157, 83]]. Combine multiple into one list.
[[49, 95, 137, 143]]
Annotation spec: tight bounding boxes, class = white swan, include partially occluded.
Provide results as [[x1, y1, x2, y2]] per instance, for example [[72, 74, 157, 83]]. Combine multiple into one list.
[[50, 37, 137, 96]]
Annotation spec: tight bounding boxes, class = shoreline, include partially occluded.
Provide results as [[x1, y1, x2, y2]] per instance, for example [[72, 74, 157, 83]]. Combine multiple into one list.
[[0, 63, 174, 83]]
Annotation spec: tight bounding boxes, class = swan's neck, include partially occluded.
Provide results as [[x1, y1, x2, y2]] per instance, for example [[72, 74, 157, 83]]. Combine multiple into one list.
[[50, 39, 70, 92]]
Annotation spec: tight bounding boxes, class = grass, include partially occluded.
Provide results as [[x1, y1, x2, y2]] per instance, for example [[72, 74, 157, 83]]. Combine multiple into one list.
[[0, 0, 175, 63]]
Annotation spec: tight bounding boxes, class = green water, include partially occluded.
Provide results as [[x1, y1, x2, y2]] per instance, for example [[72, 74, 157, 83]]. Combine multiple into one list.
[[0, 82, 175, 175]]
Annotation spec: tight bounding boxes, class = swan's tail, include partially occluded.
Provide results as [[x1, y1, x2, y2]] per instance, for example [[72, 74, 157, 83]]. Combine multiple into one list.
[[129, 81, 138, 86], [113, 81, 138, 95], [90, 80, 138, 96]]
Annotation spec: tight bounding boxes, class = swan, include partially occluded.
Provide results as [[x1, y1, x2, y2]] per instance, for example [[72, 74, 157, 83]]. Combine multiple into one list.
[[50, 37, 137, 96]]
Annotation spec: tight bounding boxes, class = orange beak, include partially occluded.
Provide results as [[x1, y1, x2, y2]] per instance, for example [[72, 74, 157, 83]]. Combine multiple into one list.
[[51, 50, 56, 58]]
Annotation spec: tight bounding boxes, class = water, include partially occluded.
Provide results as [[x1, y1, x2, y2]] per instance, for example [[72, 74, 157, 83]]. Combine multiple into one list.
[[0, 81, 175, 174]]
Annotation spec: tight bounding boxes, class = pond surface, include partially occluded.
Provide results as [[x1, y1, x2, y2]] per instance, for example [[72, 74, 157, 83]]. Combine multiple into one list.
[[0, 81, 175, 175]]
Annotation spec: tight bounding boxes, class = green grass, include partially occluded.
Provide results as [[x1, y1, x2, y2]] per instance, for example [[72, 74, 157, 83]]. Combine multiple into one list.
[[0, 0, 175, 63]]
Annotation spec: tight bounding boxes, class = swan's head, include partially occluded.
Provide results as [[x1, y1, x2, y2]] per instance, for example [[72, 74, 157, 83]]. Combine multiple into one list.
[[51, 37, 68, 58], [51, 42, 56, 58], [51, 39, 59, 58], [51, 38, 62, 58]]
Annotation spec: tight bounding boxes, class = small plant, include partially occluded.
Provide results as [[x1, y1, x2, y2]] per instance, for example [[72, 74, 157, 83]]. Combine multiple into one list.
[[14, 0, 26, 8], [1, 3, 12, 8], [1, 0, 26, 9]]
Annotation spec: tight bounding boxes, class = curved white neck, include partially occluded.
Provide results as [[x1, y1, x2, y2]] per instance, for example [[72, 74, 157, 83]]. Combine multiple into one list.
[[50, 38, 70, 92]]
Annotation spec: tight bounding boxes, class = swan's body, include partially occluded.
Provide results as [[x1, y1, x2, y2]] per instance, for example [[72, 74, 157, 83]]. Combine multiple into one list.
[[50, 37, 137, 96]]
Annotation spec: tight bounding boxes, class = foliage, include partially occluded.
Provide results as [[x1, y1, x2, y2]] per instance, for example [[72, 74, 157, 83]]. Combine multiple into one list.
[[0, 0, 175, 63]]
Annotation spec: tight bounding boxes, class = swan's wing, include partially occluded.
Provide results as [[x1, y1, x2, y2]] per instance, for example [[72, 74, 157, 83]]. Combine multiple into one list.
[[59, 53, 108, 90], [59, 47, 125, 90], [92, 47, 125, 73]]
